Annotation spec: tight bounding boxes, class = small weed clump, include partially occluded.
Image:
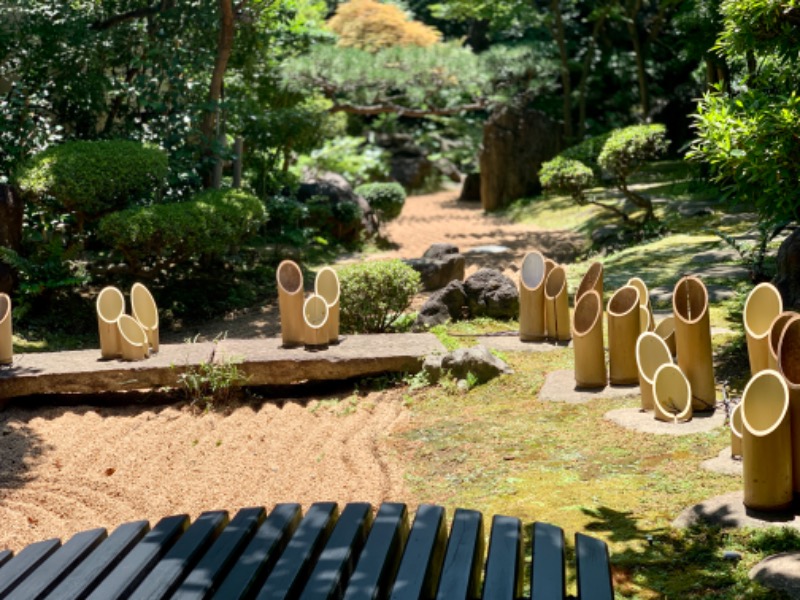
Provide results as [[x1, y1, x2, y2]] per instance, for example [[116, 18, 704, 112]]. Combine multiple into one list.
[[176, 357, 248, 412]]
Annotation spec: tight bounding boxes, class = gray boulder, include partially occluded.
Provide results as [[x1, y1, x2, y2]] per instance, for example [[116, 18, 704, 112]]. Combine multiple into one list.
[[423, 243, 460, 260], [298, 171, 377, 239], [775, 227, 800, 310], [441, 345, 512, 384], [416, 280, 468, 328], [459, 173, 481, 203], [404, 245, 465, 291], [463, 268, 519, 319]]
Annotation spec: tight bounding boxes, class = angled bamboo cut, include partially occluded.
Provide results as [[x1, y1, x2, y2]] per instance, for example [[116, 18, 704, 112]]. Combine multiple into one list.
[[636, 332, 673, 411], [730, 402, 743, 458], [741, 370, 792, 511], [768, 311, 796, 371], [654, 316, 677, 357], [652, 363, 693, 423], [744, 282, 782, 375], [131, 282, 159, 353], [315, 267, 341, 345], [573, 290, 606, 388], [672, 276, 716, 410], [607, 285, 641, 385], [575, 262, 603, 306], [778, 315, 800, 495], [545, 265, 570, 341], [277, 260, 305, 347], [0, 293, 12, 365], [97, 286, 125, 359], [627, 277, 653, 331], [303, 294, 330, 348], [117, 314, 150, 361], [519, 251, 547, 341]]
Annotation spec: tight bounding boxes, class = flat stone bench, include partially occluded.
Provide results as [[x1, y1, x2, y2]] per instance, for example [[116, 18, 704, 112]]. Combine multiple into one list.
[[0, 334, 446, 401]]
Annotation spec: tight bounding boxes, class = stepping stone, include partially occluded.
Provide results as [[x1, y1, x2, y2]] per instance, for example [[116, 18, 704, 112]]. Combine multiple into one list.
[[690, 265, 750, 280], [475, 335, 565, 353], [673, 491, 800, 531], [604, 407, 725, 435], [463, 245, 512, 255], [538, 369, 640, 404], [689, 249, 739, 264], [701, 447, 742, 477], [750, 553, 800, 599]]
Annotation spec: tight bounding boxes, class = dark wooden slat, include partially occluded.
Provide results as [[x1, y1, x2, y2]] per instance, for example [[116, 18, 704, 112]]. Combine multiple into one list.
[[86, 514, 188, 600], [435, 508, 484, 600], [0, 538, 61, 597], [575, 532, 613, 600], [390, 504, 447, 600], [530, 522, 566, 600], [173, 507, 266, 600], [46, 520, 150, 600], [482, 515, 522, 600], [7, 528, 106, 600], [0, 550, 12, 569], [128, 510, 229, 600], [299, 502, 372, 600], [342, 502, 408, 600], [212, 503, 302, 600]]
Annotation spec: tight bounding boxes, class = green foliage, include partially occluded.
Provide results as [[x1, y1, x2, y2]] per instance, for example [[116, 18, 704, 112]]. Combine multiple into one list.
[[560, 132, 613, 177], [354, 182, 406, 223], [98, 188, 268, 273], [293, 136, 389, 186], [539, 156, 594, 201], [14, 140, 168, 218], [338, 259, 420, 333], [176, 353, 248, 411], [598, 124, 668, 184]]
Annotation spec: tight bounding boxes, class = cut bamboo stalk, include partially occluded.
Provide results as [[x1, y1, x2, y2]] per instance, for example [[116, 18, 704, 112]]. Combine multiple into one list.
[[744, 282, 783, 375], [636, 332, 673, 411], [315, 267, 340, 345], [741, 369, 792, 511], [519, 251, 546, 341], [654, 316, 676, 357], [131, 282, 159, 353], [768, 311, 796, 372], [573, 290, 606, 388], [545, 265, 570, 341], [639, 306, 651, 334], [730, 402, 743, 459], [96, 286, 125, 359], [627, 277, 653, 331], [277, 260, 305, 347], [653, 363, 693, 423], [672, 276, 716, 411], [778, 315, 800, 495], [303, 294, 329, 349], [607, 286, 641, 385], [117, 314, 149, 361], [575, 262, 603, 306], [0, 293, 12, 365]]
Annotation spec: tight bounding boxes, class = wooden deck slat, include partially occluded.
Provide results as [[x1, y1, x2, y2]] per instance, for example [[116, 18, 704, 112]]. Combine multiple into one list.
[[390, 504, 447, 600], [0, 538, 61, 597], [530, 522, 566, 600], [482, 515, 523, 600], [435, 509, 484, 600], [575, 532, 613, 600]]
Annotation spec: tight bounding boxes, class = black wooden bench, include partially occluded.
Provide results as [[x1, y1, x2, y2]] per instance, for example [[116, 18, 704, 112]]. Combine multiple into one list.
[[0, 502, 613, 599]]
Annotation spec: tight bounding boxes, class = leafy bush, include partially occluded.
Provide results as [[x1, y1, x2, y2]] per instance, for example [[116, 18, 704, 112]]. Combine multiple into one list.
[[98, 188, 268, 273], [539, 156, 594, 201], [338, 259, 420, 333], [560, 132, 613, 177], [293, 136, 389, 187], [354, 182, 406, 223], [14, 140, 168, 219]]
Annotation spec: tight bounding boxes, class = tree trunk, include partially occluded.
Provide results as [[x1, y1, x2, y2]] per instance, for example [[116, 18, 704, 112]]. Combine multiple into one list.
[[577, 9, 609, 139], [0, 185, 23, 251], [626, 0, 649, 119], [550, 0, 574, 141]]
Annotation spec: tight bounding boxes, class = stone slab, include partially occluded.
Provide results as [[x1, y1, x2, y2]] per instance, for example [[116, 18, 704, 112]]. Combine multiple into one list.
[[605, 406, 726, 435], [673, 491, 800, 531], [538, 369, 640, 404], [701, 446, 743, 477], [475, 335, 566, 353], [750, 553, 800, 599]]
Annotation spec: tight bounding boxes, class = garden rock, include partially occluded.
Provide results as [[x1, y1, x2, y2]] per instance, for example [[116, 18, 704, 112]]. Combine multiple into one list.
[[422, 354, 444, 382], [441, 345, 512, 384], [298, 171, 377, 239], [423, 243, 460, 260], [463, 268, 519, 319], [459, 173, 481, 203], [416, 280, 467, 327], [775, 228, 800, 310], [405, 246, 465, 291]]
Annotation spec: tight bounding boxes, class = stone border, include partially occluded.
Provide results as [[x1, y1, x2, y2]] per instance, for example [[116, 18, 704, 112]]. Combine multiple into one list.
[[538, 369, 640, 404], [701, 446, 742, 477], [673, 491, 800, 530], [604, 406, 726, 435]]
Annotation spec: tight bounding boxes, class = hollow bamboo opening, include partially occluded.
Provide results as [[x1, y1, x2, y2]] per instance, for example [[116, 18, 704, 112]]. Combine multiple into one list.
[[768, 312, 796, 371], [609, 286, 639, 317], [277, 260, 303, 294], [575, 262, 603, 304], [654, 316, 676, 357], [745, 283, 783, 374], [315, 267, 340, 344], [545, 266, 570, 341], [627, 277, 650, 309], [97, 286, 125, 324], [672, 276, 715, 410], [0, 293, 9, 323], [277, 260, 305, 347], [653, 363, 692, 423], [131, 282, 159, 353], [574, 290, 601, 336], [304, 294, 329, 348], [730, 401, 743, 458], [607, 286, 640, 385], [778, 316, 800, 494], [573, 290, 605, 388], [639, 306, 651, 333], [117, 314, 149, 361], [0, 293, 11, 365], [520, 251, 546, 290], [636, 332, 672, 411], [673, 276, 707, 324], [519, 252, 546, 341]]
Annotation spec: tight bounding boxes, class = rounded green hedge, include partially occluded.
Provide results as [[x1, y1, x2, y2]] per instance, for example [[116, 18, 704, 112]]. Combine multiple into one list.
[[355, 182, 406, 223]]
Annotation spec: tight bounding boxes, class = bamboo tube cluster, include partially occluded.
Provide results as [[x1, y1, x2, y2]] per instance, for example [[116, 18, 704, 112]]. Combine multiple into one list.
[[96, 284, 159, 361], [0, 293, 12, 365], [573, 291, 605, 388], [518, 253, 570, 342], [744, 283, 783, 375], [636, 332, 673, 411], [277, 260, 341, 349], [652, 363, 693, 423], [607, 286, 641, 385]]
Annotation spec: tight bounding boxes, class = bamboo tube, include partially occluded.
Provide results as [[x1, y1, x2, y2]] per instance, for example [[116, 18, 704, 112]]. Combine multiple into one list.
[[573, 290, 606, 388], [97, 286, 125, 359], [654, 316, 677, 357], [730, 402, 743, 459], [672, 276, 716, 411], [131, 282, 159, 353], [315, 267, 340, 345], [303, 294, 329, 349], [627, 277, 653, 331], [277, 260, 305, 347], [653, 363, 693, 423], [607, 286, 641, 385], [768, 311, 795, 372], [117, 314, 149, 361], [636, 332, 673, 411], [778, 315, 800, 495], [639, 306, 651, 334], [741, 369, 793, 511], [545, 266, 570, 341], [0, 293, 12, 365], [744, 283, 783, 375], [519, 251, 546, 341], [544, 258, 556, 280], [575, 262, 603, 306]]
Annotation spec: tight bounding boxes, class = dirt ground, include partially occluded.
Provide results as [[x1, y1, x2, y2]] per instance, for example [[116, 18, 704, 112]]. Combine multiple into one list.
[[0, 186, 568, 551]]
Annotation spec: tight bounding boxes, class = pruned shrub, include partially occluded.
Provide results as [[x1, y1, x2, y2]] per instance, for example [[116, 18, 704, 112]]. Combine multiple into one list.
[[14, 140, 168, 220], [338, 259, 420, 333], [98, 188, 267, 273], [354, 182, 406, 224], [539, 157, 594, 202], [560, 132, 613, 178]]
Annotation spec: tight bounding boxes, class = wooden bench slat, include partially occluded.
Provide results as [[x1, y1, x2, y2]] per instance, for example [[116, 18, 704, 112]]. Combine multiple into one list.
[[254, 502, 338, 600], [0, 550, 13, 569], [173, 506, 266, 600], [6, 527, 106, 600], [482, 515, 522, 600], [342, 502, 408, 600], [128, 510, 229, 600], [45, 520, 150, 600], [435, 508, 484, 600], [389, 504, 447, 600], [86, 514, 188, 600], [0, 538, 61, 597], [299, 502, 372, 600], [575, 532, 613, 600], [530, 522, 566, 600], [212, 503, 302, 599]]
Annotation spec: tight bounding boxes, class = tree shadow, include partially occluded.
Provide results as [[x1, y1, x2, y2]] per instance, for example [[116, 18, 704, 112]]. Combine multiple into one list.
[[0, 406, 50, 502]]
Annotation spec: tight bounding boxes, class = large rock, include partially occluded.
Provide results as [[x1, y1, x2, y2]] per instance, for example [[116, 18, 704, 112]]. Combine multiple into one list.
[[774, 228, 800, 310], [298, 171, 377, 240], [459, 173, 481, 203], [405, 244, 465, 291], [479, 105, 561, 211], [416, 280, 468, 328], [441, 345, 513, 384], [463, 268, 519, 319]]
